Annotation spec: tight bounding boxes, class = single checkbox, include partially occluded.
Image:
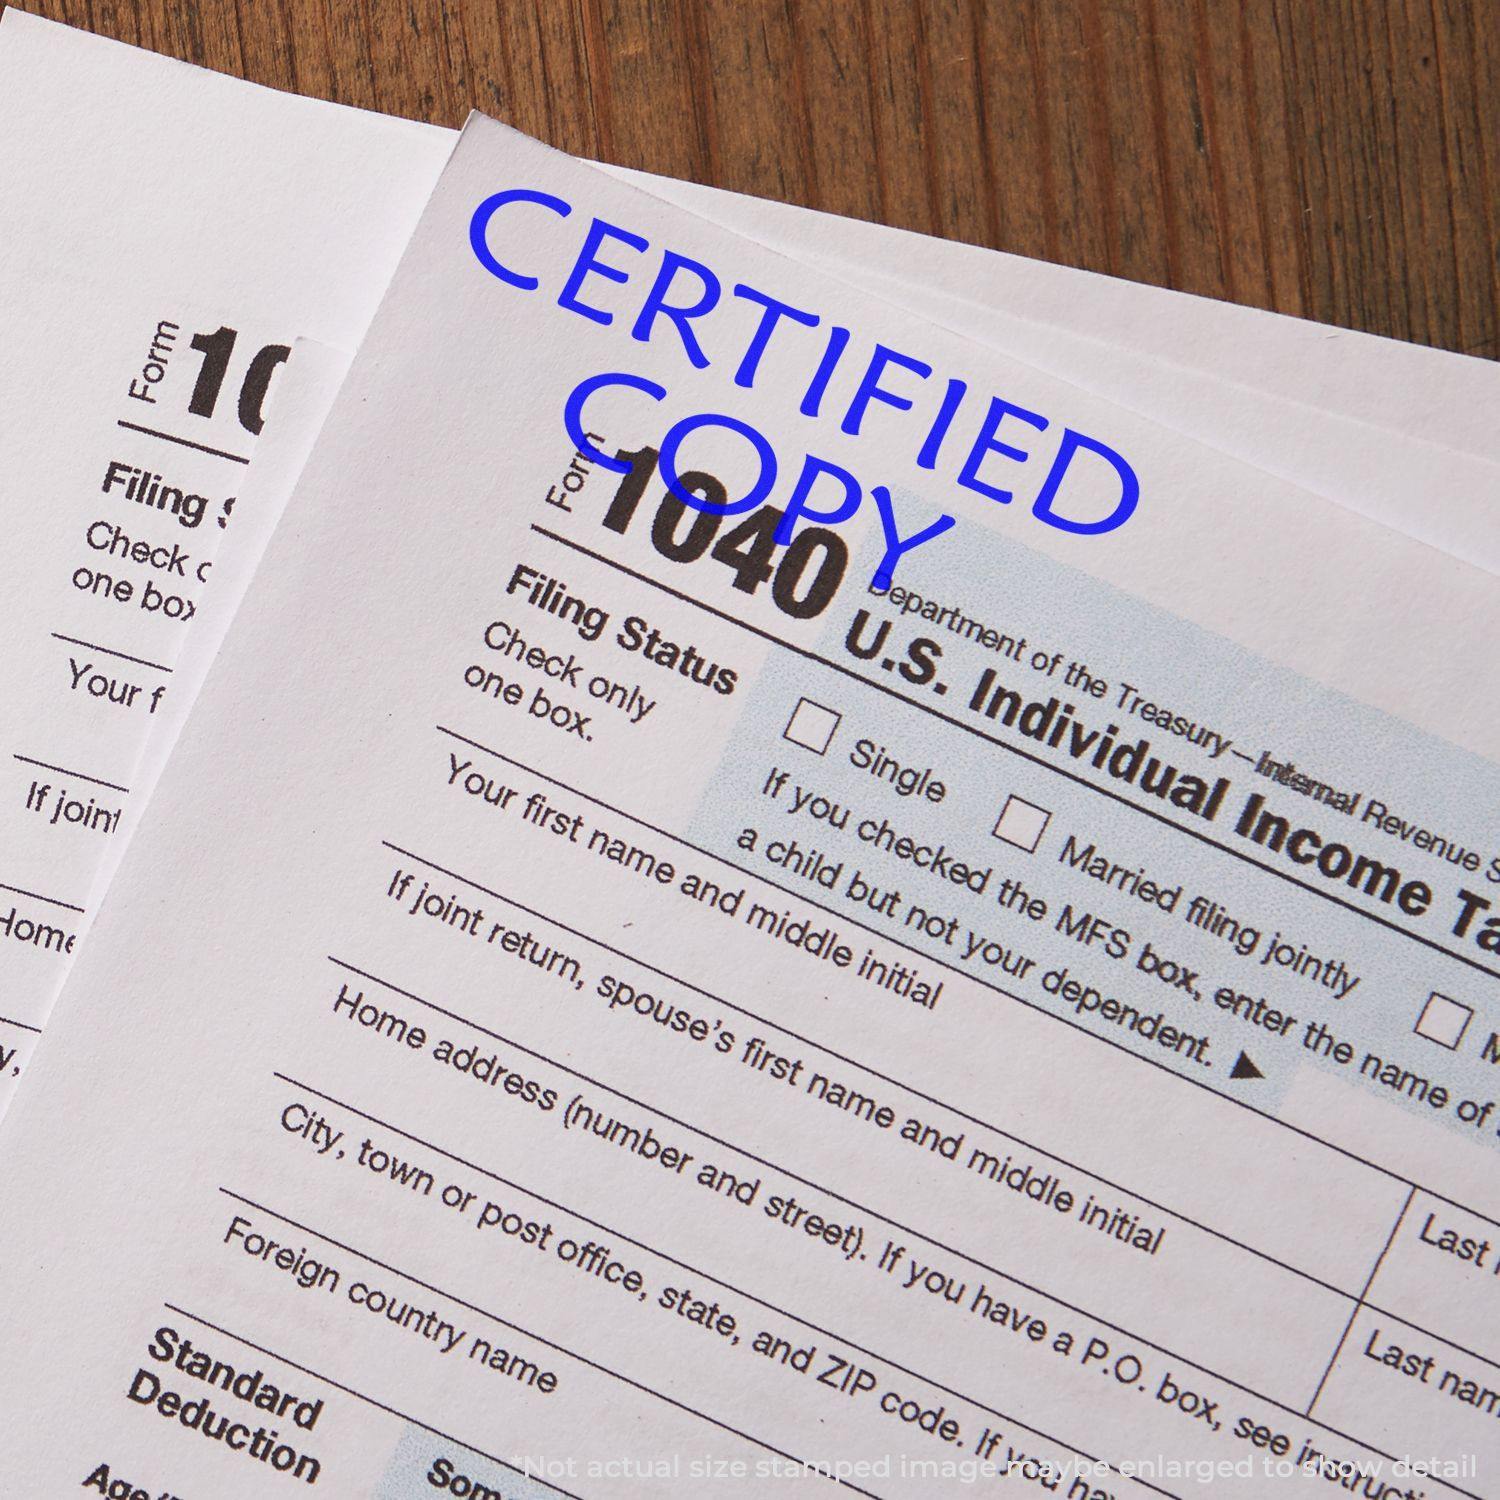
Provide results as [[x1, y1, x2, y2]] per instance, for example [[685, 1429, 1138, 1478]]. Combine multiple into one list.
[[783, 697, 841, 756], [992, 794, 1050, 853], [1414, 992, 1472, 1051]]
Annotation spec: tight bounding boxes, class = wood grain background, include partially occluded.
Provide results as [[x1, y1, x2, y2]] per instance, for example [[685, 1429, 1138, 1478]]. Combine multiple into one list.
[[24, 0, 1498, 358]]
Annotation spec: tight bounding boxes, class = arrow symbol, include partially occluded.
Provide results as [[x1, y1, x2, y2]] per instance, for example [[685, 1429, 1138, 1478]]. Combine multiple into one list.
[[1231, 1051, 1264, 1081]]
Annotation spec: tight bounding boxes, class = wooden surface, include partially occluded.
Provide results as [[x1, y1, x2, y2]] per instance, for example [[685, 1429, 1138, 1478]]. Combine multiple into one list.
[[26, 0, 1498, 358]]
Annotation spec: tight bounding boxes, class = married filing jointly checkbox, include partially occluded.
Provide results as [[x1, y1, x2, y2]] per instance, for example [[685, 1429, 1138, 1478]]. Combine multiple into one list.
[[783, 698, 841, 756], [1415, 992, 1473, 1051], [993, 795, 1051, 853]]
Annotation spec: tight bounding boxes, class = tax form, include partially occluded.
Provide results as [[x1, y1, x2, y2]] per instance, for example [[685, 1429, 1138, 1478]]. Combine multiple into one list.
[[0, 117, 1495, 1498], [0, 9, 451, 1102], [2, 10, 1499, 1124]]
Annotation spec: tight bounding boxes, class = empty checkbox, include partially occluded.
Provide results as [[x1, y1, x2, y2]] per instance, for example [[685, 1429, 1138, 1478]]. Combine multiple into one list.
[[1415, 992, 1472, 1051], [783, 697, 841, 756], [992, 795, 1050, 853]]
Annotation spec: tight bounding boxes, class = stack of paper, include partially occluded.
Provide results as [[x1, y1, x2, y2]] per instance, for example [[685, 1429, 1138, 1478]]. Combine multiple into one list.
[[0, 13, 1496, 1498]]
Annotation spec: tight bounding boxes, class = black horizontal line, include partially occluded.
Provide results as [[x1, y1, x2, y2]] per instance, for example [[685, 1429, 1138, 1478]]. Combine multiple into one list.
[[336, 938, 1271, 1393], [0, 880, 86, 915], [371, 827, 1359, 1297], [12, 754, 129, 795], [431, 726, 1500, 1238], [50, 632, 172, 674], [314, 957, 1474, 1496], [116, 418, 249, 464], [209, 1192, 884, 1498], [0, 1013, 42, 1035], [276, 1067, 1178, 1500]]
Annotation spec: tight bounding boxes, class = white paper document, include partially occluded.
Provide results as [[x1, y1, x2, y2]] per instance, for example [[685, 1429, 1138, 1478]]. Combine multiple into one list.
[[2, 11, 1498, 1121], [0, 9, 452, 1101], [1, 118, 1496, 1499]]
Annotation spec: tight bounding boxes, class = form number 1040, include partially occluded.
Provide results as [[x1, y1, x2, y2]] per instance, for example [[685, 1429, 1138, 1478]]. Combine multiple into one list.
[[599, 444, 849, 622]]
